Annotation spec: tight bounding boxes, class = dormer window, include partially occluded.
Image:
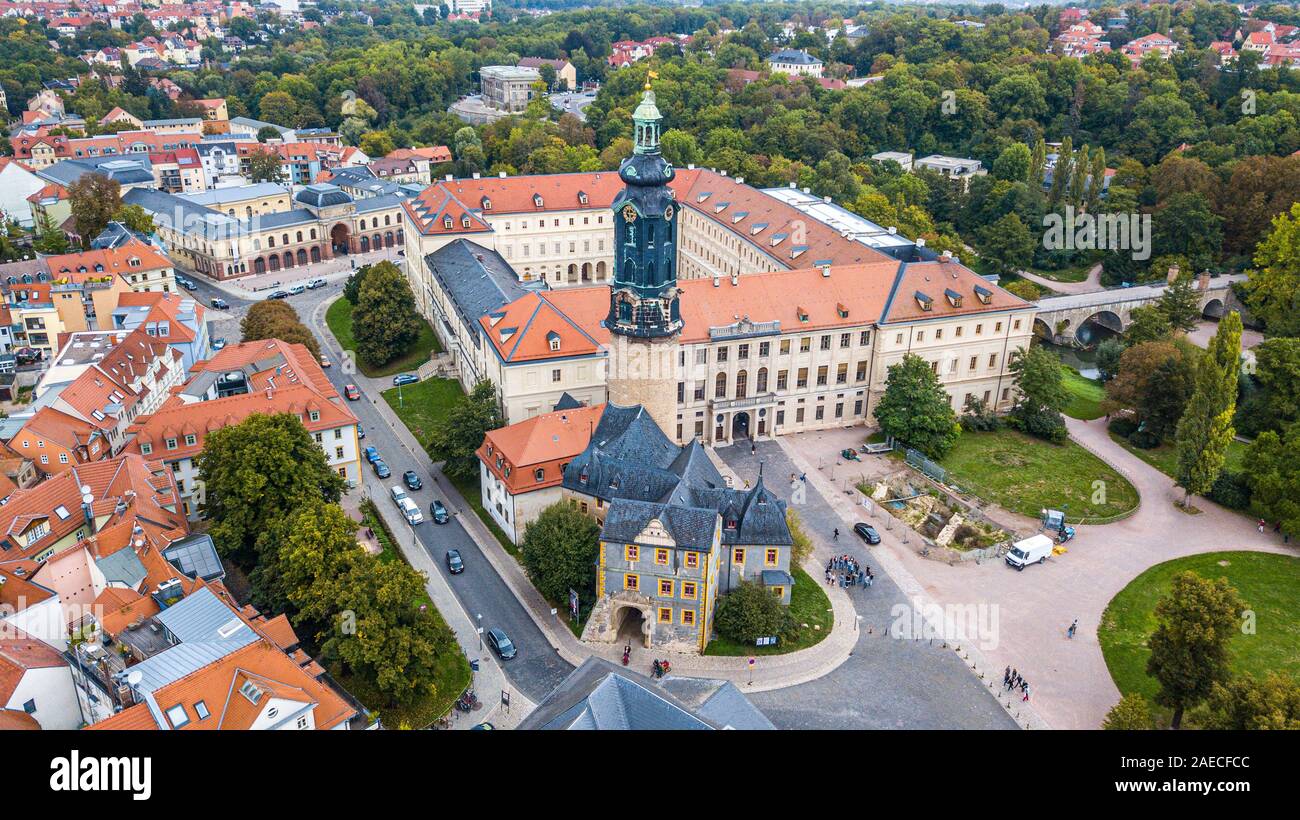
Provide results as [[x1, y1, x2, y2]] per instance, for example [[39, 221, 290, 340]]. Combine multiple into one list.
[[578, 467, 589, 484], [443, 215, 453, 229], [309, 410, 320, 422], [725, 517, 738, 530], [533, 193, 544, 208], [797, 306, 809, 322], [481, 196, 492, 210], [548, 334, 561, 352], [578, 191, 588, 205], [944, 288, 963, 308], [836, 303, 849, 319], [915, 291, 934, 311], [974, 285, 993, 305], [461, 214, 471, 228], [534, 468, 545, 482]]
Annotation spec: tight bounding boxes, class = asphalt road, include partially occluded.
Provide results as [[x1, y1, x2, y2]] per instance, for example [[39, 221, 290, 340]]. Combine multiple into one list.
[[194, 274, 573, 702]]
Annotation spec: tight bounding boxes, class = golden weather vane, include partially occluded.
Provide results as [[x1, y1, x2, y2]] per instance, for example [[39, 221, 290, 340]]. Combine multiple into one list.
[[644, 70, 659, 91]]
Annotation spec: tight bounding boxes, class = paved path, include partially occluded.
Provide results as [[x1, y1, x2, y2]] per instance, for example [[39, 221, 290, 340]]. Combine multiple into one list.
[[1017, 263, 1103, 296], [718, 440, 1021, 729], [867, 417, 1295, 729]]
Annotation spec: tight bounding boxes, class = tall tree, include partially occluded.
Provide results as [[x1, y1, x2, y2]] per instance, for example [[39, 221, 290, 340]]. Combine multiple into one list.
[[975, 212, 1035, 278], [520, 502, 601, 607], [428, 380, 503, 480], [196, 413, 346, 565], [1102, 693, 1153, 730], [1157, 274, 1202, 334], [1007, 345, 1068, 442], [68, 173, 122, 248], [1244, 421, 1300, 539], [1146, 571, 1246, 729], [1204, 673, 1300, 730], [246, 148, 283, 183], [874, 353, 959, 459], [1174, 312, 1242, 506], [352, 260, 419, 366], [1243, 203, 1300, 338]]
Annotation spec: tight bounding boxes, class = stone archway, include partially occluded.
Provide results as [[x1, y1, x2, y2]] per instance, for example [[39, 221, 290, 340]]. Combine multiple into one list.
[[582, 590, 655, 647], [616, 605, 650, 647], [732, 411, 751, 440], [330, 223, 351, 255], [1202, 298, 1225, 319], [1076, 310, 1123, 346]]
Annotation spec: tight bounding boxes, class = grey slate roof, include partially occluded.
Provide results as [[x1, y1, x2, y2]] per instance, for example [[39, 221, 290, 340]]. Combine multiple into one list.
[[96, 547, 148, 588], [563, 404, 793, 549], [295, 182, 352, 209], [601, 499, 719, 551], [659, 675, 777, 730], [424, 239, 535, 337], [518, 657, 728, 730]]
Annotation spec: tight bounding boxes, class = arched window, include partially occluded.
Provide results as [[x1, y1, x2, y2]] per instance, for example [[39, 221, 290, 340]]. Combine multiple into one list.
[[756, 367, 768, 393], [715, 372, 727, 399], [735, 370, 748, 399]]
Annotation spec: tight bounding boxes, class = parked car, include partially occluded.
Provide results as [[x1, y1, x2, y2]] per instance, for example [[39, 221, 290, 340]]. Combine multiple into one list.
[[210, 297, 229, 309], [181, 278, 198, 291], [392, 374, 418, 387], [319, 353, 331, 368], [211, 338, 227, 351], [364, 446, 379, 463], [403, 470, 422, 491], [853, 523, 881, 545], [446, 549, 464, 574], [306, 278, 327, 289], [486, 627, 516, 660], [266, 290, 289, 300], [372, 459, 391, 479], [430, 499, 449, 524], [357, 424, 365, 439], [288, 283, 306, 295], [344, 384, 360, 400]]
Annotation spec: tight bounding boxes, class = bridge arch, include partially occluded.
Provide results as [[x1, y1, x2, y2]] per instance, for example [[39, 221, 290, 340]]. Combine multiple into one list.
[[1076, 310, 1123, 345], [1032, 317, 1054, 341], [1202, 298, 1225, 319]]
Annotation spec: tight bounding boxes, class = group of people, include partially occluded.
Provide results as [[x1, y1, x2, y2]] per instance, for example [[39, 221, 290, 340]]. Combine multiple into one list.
[[1004, 667, 1031, 702], [826, 554, 873, 589]]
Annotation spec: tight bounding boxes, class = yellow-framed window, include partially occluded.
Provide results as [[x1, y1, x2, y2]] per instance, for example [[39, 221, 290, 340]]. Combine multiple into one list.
[[625, 544, 639, 562], [681, 581, 697, 600], [765, 548, 779, 567], [658, 578, 674, 597], [657, 607, 673, 624], [771, 586, 784, 597], [685, 551, 699, 569], [733, 547, 746, 564], [624, 573, 639, 591], [681, 609, 696, 626], [655, 548, 669, 565]]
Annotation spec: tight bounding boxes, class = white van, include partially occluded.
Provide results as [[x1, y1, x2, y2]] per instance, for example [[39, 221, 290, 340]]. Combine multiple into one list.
[[397, 497, 424, 525], [1005, 534, 1054, 571]]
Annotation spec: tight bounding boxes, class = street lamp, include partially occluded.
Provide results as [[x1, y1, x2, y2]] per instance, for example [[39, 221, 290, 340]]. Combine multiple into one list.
[[476, 613, 483, 649]]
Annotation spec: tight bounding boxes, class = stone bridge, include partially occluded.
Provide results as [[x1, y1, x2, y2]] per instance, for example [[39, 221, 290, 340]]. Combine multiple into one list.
[[1033, 272, 1247, 346]]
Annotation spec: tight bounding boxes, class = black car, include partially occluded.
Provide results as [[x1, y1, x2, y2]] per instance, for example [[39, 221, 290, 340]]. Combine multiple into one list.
[[266, 290, 289, 300], [445, 549, 464, 574], [357, 424, 365, 440], [486, 627, 516, 660], [853, 522, 881, 545], [430, 500, 449, 524], [403, 470, 422, 491], [372, 459, 391, 479], [181, 278, 198, 291]]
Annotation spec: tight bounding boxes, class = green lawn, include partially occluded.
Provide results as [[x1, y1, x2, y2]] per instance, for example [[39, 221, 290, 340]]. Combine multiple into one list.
[[380, 377, 465, 448], [326, 297, 442, 378], [1109, 434, 1248, 480], [1099, 551, 1300, 728], [938, 428, 1139, 523], [705, 565, 833, 656], [1060, 365, 1105, 420], [1027, 262, 1094, 283], [343, 499, 472, 729]]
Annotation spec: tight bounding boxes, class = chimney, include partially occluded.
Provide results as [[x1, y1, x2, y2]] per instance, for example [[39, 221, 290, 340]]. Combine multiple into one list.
[[916, 237, 926, 248], [820, 265, 831, 278], [1198, 270, 1210, 291], [472, 172, 480, 179], [940, 250, 952, 263], [688, 163, 695, 170], [1166, 264, 1180, 285], [730, 273, 739, 287], [80, 485, 96, 537], [801, 187, 811, 194], [712, 275, 720, 288], [444, 173, 453, 181], [498, 170, 506, 178], [736, 177, 744, 184]]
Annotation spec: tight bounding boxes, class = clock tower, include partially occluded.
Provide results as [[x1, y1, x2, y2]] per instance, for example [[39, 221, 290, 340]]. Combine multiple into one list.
[[606, 78, 682, 438]]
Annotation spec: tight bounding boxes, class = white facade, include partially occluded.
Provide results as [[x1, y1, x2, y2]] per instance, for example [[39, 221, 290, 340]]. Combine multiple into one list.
[[4, 665, 84, 729], [0, 161, 45, 227]]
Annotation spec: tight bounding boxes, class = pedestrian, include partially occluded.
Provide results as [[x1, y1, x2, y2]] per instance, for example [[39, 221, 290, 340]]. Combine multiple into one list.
[[833, 527, 840, 540], [799, 472, 807, 483], [743, 479, 750, 489], [1259, 518, 1266, 533], [751, 441, 756, 456], [1067, 619, 1078, 639], [1023, 684, 1031, 702], [1003, 666, 1011, 688]]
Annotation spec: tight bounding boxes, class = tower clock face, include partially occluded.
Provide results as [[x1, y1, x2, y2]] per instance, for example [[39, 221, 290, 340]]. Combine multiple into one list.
[[663, 205, 674, 221], [622, 205, 637, 223]]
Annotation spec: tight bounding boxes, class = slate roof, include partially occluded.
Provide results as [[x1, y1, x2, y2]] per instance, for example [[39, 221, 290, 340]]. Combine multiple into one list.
[[161, 534, 225, 582], [425, 239, 536, 336], [518, 657, 728, 730], [563, 404, 792, 549]]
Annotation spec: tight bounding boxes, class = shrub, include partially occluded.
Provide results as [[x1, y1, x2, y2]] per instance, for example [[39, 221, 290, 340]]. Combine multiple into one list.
[[1108, 416, 1139, 438], [1127, 429, 1162, 450], [960, 396, 1002, 432], [1208, 470, 1252, 510], [713, 581, 794, 645]]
